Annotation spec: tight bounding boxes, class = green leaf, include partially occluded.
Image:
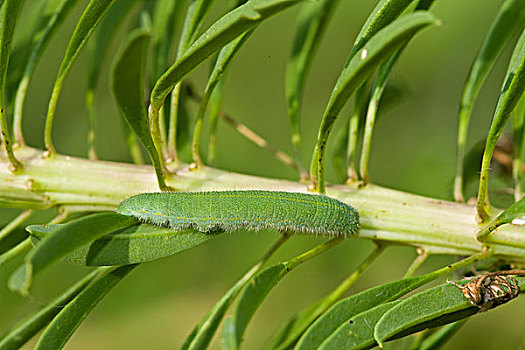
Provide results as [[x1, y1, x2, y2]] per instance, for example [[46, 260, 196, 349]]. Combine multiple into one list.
[[0, 268, 100, 350], [86, 0, 141, 158], [0, 238, 31, 269], [192, 30, 253, 165], [152, 0, 185, 80], [207, 75, 226, 165], [44, 0, 115, 154], [477, 27, 525, 221], [167, 0, 216, 160], [478, 196, 525, 240], [111, 28, 169, 190], [27, 222, 218, 265], [0, 0, 24, 169], [296, 274, 433, 349], [265, 245, 385, 350], [347, 0, 415, 63], [309, 11, 439, 192], [13, 0, 80, 146], [373, 283, 480, 347], [359, 0, 436, 183], [455, 0, 525, 202], [221, 263, 291, 349], [418, 320, 467, 350], [295, 250, 490, 350], [150, 0, 308, 113], [513, 93, 525, 199], [285, 0, 341, 178], [222, 237, 343, 349], [8, 213, 137, 296], [34, 265, 137, 350], [318, 301, 402, 350]]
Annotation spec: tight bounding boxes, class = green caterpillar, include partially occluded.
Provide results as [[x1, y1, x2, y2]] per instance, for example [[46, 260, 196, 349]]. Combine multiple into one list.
[[116, 190, 359, 236]]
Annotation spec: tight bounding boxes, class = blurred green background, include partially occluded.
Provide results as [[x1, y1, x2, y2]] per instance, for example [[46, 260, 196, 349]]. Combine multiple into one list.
[[1, 0, 525, 349]]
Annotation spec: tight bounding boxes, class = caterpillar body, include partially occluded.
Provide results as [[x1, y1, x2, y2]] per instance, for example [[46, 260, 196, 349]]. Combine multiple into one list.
[[116, 190, 359, 236]]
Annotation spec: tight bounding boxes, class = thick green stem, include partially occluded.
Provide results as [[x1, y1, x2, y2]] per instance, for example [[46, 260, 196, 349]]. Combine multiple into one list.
[[2, 147, 525, 261]]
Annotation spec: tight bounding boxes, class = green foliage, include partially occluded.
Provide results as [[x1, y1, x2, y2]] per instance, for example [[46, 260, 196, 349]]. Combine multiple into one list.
[[310, 11, 438, 192], [455, 0, 525, 202], [27, 223, 218, 265], [34, 265, 137, 350], [8, 213, 136, 296], [112, 28, 169, 190], [2, 1, 525, 348], [477, 27, 525, 220], [43, 0, 115, 154]]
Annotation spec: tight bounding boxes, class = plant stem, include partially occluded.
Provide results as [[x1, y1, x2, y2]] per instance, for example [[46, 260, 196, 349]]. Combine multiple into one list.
[[287, 237, 344, 269], [0, 209, 33, 242], [403, 249, 429, 278], [3, 147, 525, 260]]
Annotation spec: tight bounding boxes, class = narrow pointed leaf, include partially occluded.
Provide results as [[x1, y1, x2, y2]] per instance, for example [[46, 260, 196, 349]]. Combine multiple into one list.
[[192, 31, 252, 164], [0, 0, 24, 168], [296, 274, 433, 349], [319, 301, 402, 350], [222, 263, 291, 349], [86, 0, 143, 159], [295, 250, 488, 350], [286, 0, 340, 176], [13, 0, 80, 145], [347, 0, 416, 63], [34, 265, 137, 350], [513, 94, 525, 199], [310, 11, 439, 192], [152, 0, 185, 80], [150, 0, 308, 113], [359, 0, 436, 183], [181, 241, 272, 350], [8, 213, 136, 296], [373, 282, 487, 346], [44, 0, 115, 153], [0, 269, 101, 350], [112, 28, 168, 190], [455, 0, 525, 202], [477, 28, 525, 221], [27, 222, 218, 265], [88, 0, 139, 91]]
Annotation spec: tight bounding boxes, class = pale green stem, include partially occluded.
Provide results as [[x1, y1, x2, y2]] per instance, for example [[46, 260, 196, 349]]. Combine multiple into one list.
[[454, 107, 469, 203], [359, 93, 379, 183], [85, 89, 97, 160], [287, 237, 344, 268], [403, 249, 429, 278], [0, 238, 31, 268], [168, 82, 182, 162], [159, 105, 168, 158], [147, 106, 170, 191], [44, 84, 61, 155], [3, 147, 525, 260], [323, 243, 385, 303], [0, 209, 33, 242], [191, 89, 210, 168], [346, 111, 360, 182], [13, 76, 29, 146]]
